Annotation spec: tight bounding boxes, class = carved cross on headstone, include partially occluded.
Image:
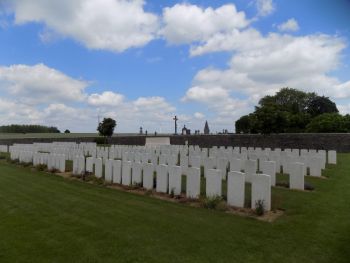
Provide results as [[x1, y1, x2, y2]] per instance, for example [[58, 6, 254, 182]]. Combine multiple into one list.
[[173, 115, 178, 135]]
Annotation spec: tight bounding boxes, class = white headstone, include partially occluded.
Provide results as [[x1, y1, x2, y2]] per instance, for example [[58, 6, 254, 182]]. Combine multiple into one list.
[[204, 157, 216, 177], [156, 164, 168, 193], [104, 159, 113, 183], [159, 154, 168, 165], [309, 156, 322, 177], [167, 154, 178, 166], [206, 169, 222, 197], [122, 161, 132, 185], [229, 158, 242, 172], [217, 157, 228, 180], [86, 157, 94, 173], [95, 158, 103, 178], [189, 155, 201, 168], [244, 159, 257, 183], [77, 155, 85, 175], [132, 162, 143, 184], [251, 174, 271, 211], [328, 150, 337, 164], [143, 163, 154, 190], [112, 160, 122, 184], [186, 167, 200, 199], [227, 171, 245, 208], [168, 166, 182, 195], [261, 161, 276, 186], [318, 150, 326, 169], [289, 162, 304, 190], [59, 155, 65, 173]]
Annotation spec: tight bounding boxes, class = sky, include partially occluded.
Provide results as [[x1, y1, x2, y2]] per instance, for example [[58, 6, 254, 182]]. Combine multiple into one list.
[[0, 0, 350, 133]]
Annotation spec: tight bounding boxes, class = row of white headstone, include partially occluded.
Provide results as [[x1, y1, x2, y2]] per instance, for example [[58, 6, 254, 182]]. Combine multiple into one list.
[[0, 145, 8, 153], [76, 156, 270, 209], [7, 143, 338, 211]]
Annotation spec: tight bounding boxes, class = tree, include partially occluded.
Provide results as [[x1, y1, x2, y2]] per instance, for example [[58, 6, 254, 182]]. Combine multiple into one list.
[[307, 96, 338, 117], [258, 88, 316, 114], [254, 105, 288, 134], [235, 115, 252, 134], [64, 129, 70, 133], [306, 113, 347, 133], [235, 114, 259, 134], [97, 118, 116, 143], [235, 87, 340, 134], [285, 113, 311, 133], [0, 124, 60, 133]]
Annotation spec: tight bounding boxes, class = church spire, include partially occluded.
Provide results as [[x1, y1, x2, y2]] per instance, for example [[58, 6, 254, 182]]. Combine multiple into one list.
[[204, 120, 210, 134]]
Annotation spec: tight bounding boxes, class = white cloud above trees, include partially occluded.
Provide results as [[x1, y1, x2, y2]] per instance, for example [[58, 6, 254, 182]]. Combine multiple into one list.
[[161, 3, 249, 44], [277, 18, 299, 32], [1, 0, 350, 131], [8, 0, 159, 52]]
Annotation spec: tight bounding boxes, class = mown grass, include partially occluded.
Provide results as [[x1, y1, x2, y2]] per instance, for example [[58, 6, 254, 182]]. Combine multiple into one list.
[[0, 155, 349, 262]]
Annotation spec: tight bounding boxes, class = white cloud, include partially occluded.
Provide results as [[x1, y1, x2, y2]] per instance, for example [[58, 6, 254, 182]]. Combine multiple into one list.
[[256, 0, 275, 17], [0, 63, 88, 104], [277, 18, 299, 32], [133, 96, 175, 112], [190, 28, 261, 56], [161, 3, 249, 44], [8, 0, 159, 52], [0, 62, 179, 132], [0, 98, 43, 123], [183, 30, 350, 126], [194, 112, 205, 119], [338, 103, 350, 114], [88, 91, 124, 107], [182, 86, 229, 103]]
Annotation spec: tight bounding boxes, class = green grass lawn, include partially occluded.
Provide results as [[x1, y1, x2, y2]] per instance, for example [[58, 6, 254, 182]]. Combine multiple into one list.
[[0, 155, 350, 262]]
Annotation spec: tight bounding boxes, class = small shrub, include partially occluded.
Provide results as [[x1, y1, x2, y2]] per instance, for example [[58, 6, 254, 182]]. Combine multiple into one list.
[[169, 188, 175, 198], [304, 182, 315, 191], [201, 196, 223, 210], [22, 162, 32, 167], [91, 176, 104, 185], [216, 201, 228, 211], [255, 199, 265, 216], [49, 168, 59, 174], [82, 172, 93, 181], [131, 182, 143, 189], [7, 158, 19, 164], [35, 164, 47, 171]]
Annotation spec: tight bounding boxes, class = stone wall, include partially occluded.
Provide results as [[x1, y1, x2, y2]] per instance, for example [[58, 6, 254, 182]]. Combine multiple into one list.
[[169, 134, 350, 152], [1, 133, 350, 152]]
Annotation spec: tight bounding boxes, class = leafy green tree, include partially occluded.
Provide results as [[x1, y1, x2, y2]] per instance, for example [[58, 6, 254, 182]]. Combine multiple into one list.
[[0, 124, 60, 133], [258, 88, 316, 114], [235, 115, 252, 134], [306, 113, 347, 133], [344, 114, 350, 132], [235, 114, 260, 134], [235, 87, 341, 134], [97, 118, 116, 143], [254, 105, 288, 134], [286, 113, 311, 133], [64, 129, 70, 133], [307, 96, 338, 117]]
